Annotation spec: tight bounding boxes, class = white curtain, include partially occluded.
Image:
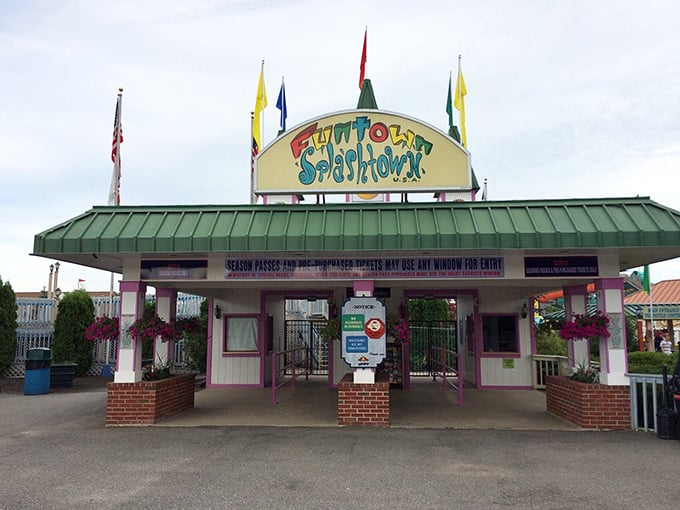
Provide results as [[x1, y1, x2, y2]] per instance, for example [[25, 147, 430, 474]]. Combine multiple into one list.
[[227, 317, 258, 351]]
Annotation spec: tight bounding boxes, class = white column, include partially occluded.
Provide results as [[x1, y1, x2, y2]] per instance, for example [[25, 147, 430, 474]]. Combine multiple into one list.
[[595, 278, 629, 386], [564, 285, 589, 370], [114, 281, 147, 383], [352, 280, 375, 383], [155, 288, 177, 366]]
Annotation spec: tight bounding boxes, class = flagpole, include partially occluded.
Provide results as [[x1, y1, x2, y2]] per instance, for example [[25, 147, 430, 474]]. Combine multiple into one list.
[[250, 111, 255, 205], [649, 278, 654, 346]]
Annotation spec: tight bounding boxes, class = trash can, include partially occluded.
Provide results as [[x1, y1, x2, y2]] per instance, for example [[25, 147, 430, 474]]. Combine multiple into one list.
[[24, 347, 51, 395], [656, 408, 679, 440]]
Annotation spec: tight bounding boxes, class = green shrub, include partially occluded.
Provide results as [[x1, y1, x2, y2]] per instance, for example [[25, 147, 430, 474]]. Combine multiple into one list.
[[627, 351, 679, 374], [0, 277, 18, 376], [181, 299, 208, 373], [52, 289, 95, 376], [536, 329, 567, 356]]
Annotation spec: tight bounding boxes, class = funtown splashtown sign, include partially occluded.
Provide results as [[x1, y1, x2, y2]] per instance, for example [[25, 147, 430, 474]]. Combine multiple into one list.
[[255, 110, 471, 194]]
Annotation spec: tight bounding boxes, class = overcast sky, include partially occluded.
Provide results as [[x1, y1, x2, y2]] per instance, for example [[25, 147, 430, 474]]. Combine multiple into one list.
[[2, 0, 680, 293]]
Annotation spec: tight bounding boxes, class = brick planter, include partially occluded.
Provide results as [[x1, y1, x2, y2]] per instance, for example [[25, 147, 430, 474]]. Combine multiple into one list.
[[106, 373, 196, 426], [545, 375, 630, 430], [337, 373, 390, 426]]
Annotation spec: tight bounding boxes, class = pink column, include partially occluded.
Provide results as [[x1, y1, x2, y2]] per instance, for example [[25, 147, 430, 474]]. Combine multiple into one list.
[[114, 281, 147, 383], [563, 285, 589, 370], [595, 278, 629, 386], [155, 288, 178, 366]]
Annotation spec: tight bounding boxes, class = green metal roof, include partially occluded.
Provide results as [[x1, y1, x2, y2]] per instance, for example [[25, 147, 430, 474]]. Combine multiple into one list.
[[32, 197, 680, 273]]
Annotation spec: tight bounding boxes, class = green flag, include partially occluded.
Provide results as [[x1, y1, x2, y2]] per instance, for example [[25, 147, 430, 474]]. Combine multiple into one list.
[[642, 265, 651, 293], [446, 72, 453, 129]]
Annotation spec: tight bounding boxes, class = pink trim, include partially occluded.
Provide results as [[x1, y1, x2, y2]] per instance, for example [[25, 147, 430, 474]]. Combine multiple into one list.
[[223, 313, 260, 354], [328, 340, 335, 389], [206, 298, 214, 387], [353, 280, 374, 294], [156, 288, 177, 299], [481, 385, 534, 390], [597, 277, 624, 291], [116, 281, 146, 374], [402, 289, 480, 388], [260, 289, 334, 388], [206, 383, 263, 389], [262, 195, 268, 205], [120, 280, 146, 293], [480, 352, 521, 359], [595, 277, 629, 374], [563, 284, 588, 298]]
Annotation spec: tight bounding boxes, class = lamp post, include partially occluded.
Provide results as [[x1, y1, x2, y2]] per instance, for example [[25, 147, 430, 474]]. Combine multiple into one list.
[[48, 264, 54, 299], [53, 262, 60, 299]]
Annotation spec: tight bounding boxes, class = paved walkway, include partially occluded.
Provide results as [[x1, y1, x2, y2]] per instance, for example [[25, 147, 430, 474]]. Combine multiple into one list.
[[2, 384, 680, 509], [160, 377, 580, 430]]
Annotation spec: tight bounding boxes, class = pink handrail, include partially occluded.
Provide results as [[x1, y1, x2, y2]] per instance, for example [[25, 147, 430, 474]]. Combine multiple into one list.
[[271, 346, 309, 404], [430, 346, 463, 406]]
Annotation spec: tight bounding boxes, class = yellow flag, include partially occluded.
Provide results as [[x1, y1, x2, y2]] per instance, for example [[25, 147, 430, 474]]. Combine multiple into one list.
[[454, 61, 467, 147], [253, 61, 268, 152]]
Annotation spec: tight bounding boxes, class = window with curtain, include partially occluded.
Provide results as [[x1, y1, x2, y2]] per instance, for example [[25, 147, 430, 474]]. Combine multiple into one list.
[[224, 316, 258, 352]]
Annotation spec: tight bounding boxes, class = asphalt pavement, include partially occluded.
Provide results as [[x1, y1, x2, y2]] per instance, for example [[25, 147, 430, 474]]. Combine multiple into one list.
[[2, 386, 680, 509]]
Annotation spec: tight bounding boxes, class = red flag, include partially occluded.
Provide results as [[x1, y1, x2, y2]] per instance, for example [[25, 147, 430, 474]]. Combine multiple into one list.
[[359, 28, 367, 89]]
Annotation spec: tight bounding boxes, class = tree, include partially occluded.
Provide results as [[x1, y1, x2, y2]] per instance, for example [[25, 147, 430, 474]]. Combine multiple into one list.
[[408, 299, 451, 322], [0, 277, 18, 376], [52, 289, 95, 376], [181, 299, 208, 373]]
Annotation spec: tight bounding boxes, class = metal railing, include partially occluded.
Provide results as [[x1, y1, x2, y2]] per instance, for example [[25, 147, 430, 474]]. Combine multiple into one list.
[[531, 355, 570, 389], [429, 346, 463, 406], [628, 373, 667, 433], [271, 346, 309, 404]]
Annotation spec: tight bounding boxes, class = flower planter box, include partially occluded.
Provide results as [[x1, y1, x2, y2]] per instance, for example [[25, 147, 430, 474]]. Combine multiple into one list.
[[50, 363, 78, 388], [545, 375, 630, 430], [106, 373, 196, 426]]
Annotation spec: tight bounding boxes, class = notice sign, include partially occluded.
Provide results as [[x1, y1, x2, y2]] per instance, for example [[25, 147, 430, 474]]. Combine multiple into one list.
[[524, 256, 599, 278], [341, 297, 386, 368]]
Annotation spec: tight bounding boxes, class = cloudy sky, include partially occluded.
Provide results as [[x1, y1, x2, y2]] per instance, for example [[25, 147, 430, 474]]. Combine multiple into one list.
[[2, 0, 680, 293]]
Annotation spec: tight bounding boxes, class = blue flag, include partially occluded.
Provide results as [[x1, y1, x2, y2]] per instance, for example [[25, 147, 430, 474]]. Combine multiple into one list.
[[276, 79, 287, 131]]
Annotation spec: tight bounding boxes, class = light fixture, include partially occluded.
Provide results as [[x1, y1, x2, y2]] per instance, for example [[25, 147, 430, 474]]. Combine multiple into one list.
[[214, 303, 222, 319], [520, 302, 528, 319]]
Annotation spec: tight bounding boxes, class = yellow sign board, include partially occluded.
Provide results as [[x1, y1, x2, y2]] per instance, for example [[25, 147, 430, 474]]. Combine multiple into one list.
[[255, 110, 471, 194]]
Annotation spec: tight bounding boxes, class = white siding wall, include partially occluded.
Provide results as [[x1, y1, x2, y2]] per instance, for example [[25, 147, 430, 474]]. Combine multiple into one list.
[[210, 289, 262, 386], [477, 287, 533, 388]]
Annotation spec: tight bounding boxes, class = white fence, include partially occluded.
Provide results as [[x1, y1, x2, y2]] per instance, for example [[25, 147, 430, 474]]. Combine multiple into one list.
[[5, 294, 203, 378]]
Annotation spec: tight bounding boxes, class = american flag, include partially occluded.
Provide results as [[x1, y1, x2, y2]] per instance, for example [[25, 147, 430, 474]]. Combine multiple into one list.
[[251, 136, 258, 175], [108, 90, 123, 206], [111, 99, 123, 162]]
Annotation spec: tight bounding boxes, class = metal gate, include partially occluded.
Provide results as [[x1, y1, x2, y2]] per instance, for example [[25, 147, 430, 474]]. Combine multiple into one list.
[[284, 319, 328, 375], [408, 321, 457, 377]]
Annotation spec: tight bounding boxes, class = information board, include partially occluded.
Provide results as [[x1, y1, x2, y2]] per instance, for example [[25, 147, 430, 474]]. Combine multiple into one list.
[[341, 297, 386, 368]]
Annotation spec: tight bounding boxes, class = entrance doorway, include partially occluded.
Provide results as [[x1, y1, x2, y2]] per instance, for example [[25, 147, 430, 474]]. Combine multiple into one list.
[[409, 320, 457, 377], [284, 319, 329, 376]]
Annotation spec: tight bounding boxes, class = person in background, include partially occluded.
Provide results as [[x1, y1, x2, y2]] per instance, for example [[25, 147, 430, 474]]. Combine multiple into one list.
[[660, 332, 673, 355], [654, 331, 663, 352]]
